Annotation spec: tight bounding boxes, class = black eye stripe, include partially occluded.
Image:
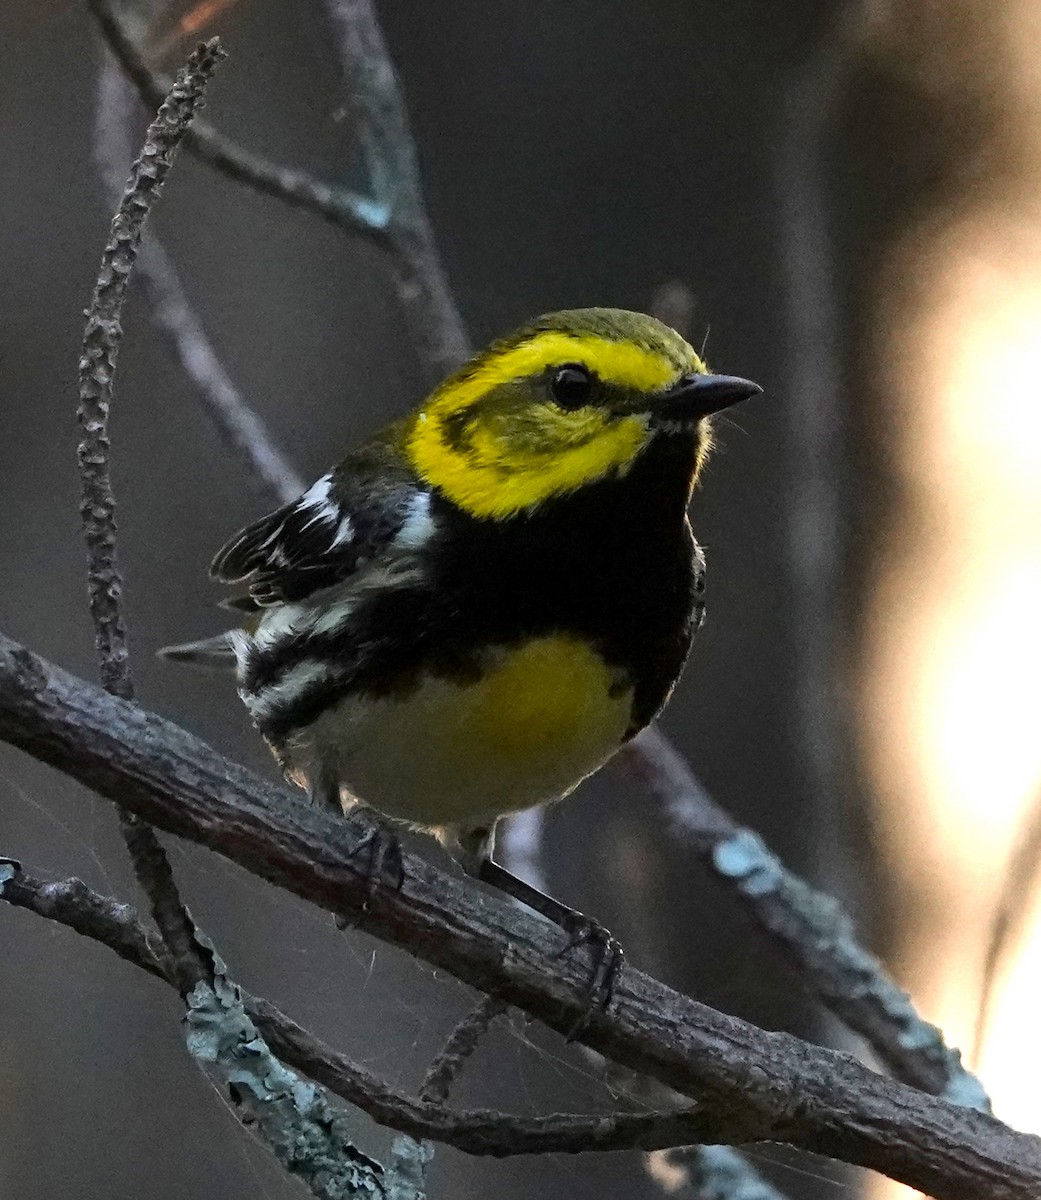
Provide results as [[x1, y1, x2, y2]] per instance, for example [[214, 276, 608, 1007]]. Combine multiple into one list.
[[550, 363, 594, 409]]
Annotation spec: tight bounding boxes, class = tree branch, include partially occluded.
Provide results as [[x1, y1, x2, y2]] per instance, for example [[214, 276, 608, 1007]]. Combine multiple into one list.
[[420, 996, 507, 1105], [319, 0, 470, 379], [89, 0, 469, 381], [0, 632, 1034, 1199], [620, 728, 989, 1110], [0, 859, 716, 1158], [79, 32, 227, 996], [89, 0, 389, 244]]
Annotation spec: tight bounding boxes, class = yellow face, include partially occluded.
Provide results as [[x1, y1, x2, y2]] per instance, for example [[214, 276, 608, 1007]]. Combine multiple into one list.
[[405, 309, 711, 519]]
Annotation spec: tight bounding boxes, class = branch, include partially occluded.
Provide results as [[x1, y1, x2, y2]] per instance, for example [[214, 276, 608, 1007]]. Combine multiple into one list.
[[89, 0, 389, 245], [319, 0, 470, 378], [0, 860, 714, 1158], [186, 977, 388, 1199], [80, 37, 224, 703], [621, 728, 988, 1110], [89, 0, 469, 381], [79, 32, 227, 996], [0, 633, 1035, 1199], [386, 995, 506, 1197], [420, 997, 506, 1104]]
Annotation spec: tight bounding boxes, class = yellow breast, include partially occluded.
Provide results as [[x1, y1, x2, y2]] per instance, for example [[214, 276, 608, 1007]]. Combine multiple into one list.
[[464, 635, 630, 766], [295, 634, 633, 828]]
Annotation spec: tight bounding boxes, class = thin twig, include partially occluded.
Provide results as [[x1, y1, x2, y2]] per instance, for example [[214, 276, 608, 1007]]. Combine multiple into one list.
[[420, 996, 507, 1105], [79, 34, 227, 997], [399, 993, 507, 1193], [92, 0, 469, 386], [319, 0, 470, 380], [0, 634, 1035, 1199], [620, 727, 990, 1110], [95, 55, 304, 507], [89, 0, 389, 244], [0, 859, 712, 1159]]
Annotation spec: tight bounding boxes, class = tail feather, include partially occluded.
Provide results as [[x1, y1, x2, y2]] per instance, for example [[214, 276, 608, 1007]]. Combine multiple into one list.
[[158, 631, 239, 671]]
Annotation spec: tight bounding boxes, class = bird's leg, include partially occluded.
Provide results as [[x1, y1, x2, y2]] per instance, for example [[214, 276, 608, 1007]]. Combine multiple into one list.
[[456, 824, 624, 1035], [308, 775, 346, 816]]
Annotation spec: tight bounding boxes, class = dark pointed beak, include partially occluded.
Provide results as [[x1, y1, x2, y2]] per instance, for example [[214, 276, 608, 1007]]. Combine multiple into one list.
[[658, 372, 763, 421]]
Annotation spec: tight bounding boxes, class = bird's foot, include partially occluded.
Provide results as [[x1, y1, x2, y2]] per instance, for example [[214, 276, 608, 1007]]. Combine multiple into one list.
[[555, 912, 624, 1039], [475, 857, 623, 1037], [343, 807, 405, 911]]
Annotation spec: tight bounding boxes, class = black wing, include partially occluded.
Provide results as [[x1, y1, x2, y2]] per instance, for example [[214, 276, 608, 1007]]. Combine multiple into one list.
[[211, 448, 426, 608]]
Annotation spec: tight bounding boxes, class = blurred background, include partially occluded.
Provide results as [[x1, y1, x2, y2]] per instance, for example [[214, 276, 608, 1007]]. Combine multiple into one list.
[[2, 1, 1040, 1198]]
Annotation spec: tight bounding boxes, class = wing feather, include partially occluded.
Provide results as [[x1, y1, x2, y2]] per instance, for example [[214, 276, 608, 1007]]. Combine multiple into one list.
[[211, 450, 426, 607]]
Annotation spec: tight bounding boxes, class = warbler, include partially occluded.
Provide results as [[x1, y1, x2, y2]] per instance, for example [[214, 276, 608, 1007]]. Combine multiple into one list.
[[164, 308, 760, 1005]]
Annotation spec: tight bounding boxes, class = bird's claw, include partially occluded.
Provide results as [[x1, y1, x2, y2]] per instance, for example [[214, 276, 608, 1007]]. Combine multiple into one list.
[[556, 915, 624, 1039], [343, 809, 405, 911]]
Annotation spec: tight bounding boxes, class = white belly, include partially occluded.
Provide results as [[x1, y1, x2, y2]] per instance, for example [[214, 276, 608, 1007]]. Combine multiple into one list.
[[282, 634, 633, 829]]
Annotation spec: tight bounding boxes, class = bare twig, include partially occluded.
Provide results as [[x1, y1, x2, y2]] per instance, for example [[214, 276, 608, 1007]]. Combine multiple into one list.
[[89, 0, 389, 243], [0, 634, 1034, 1199], [420, 996, 507, 1105], [94, 0, 471, 382], [387, 996, 507, 1196], [95, 56, 303, 507], [79, 44, 228, 704], [319, 0, 470, 379], [0, 859, 716, 1158], [620, 727, 989, 1110], [90, 0, 470, 384], [79, 34, 227, 997]]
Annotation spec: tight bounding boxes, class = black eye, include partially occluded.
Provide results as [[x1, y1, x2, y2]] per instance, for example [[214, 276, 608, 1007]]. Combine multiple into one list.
[[550, 363, 594, 409]]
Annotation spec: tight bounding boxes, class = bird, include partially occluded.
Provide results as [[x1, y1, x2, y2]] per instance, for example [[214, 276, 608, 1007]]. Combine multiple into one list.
[[162, 307, 761, 1012]]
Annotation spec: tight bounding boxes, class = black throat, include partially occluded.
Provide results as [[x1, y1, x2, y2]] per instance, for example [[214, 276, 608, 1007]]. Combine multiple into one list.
[[430, 432, 704, 731]]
